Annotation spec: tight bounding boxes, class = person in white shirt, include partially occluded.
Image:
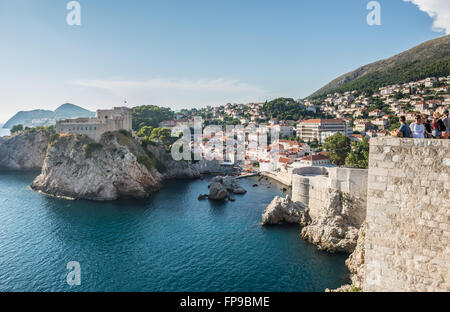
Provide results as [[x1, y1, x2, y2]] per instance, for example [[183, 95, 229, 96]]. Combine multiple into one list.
[[410, 115, 425, 138]]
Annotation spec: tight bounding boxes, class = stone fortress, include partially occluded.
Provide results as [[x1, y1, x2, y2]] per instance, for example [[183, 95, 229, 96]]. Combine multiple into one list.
[[56, 107, 132, 141], [292, 166, 368, 225]]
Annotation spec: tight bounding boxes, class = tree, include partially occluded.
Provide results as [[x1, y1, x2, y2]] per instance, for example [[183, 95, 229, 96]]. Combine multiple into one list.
[[262, 97, 323, 121], [309, 138, 320, 149], [388, 116, 400, 132], [345, 138, 370, 169], [149, 128, 179, 149], [136, 126, 154, 138], [10, 124, 24, 134], [132, 105, 174, 130], [323, 133, 351, 166]]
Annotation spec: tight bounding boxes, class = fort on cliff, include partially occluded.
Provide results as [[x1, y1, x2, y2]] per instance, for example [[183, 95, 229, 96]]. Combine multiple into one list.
[[56, 107, 132, 142]]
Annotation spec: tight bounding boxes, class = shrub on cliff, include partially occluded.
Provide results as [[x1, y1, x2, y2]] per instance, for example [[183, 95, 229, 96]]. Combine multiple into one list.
[[49, 133, 59, 143], [10, 124, 24, 134], [82, 142, 103, 158], [136, 126, 153, 138], [24, 125, 56, 136], [118, 129, 132, 138], [137, 154, 155, 172]]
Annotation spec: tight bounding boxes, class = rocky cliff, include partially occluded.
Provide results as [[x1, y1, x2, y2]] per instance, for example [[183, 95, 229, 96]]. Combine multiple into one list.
[[262, 189, 363, 253], [31, 132, 164, 201], [300, 189, 361, 253], [345, 223, 366, 288], [145, 143, 200, 180], [0, 130, 50, 170], [262, 195, 309, 225]]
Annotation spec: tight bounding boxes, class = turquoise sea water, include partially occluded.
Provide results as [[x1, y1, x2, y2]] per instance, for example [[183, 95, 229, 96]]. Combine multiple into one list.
[[0, 172, 349, 292]]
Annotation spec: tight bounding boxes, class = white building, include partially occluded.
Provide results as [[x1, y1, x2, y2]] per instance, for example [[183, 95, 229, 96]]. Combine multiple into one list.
[[296, 119, 350, 144]]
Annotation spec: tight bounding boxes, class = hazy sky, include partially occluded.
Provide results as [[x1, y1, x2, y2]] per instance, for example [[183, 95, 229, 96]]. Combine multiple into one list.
[[0, 0, 448, 123]]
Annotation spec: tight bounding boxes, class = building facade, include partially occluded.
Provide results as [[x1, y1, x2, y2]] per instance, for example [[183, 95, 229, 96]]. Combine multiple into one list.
[[56, 107, 132, 142], [296, 119, 351, 144]]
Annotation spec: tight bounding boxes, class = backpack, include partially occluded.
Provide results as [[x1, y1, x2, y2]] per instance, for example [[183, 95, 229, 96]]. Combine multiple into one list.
[[438, 120, 446, 132]]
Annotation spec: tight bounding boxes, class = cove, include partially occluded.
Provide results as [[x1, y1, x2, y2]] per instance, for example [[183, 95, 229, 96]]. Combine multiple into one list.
[[0, 171, 349, 292]]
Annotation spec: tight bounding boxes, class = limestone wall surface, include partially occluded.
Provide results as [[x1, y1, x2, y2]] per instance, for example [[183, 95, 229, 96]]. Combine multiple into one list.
[[364, 137, 450, 292]]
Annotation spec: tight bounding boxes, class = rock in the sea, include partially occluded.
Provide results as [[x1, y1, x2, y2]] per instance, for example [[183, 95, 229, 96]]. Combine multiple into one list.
[[300, 189, 361, 253], [208, 182, 229, 200], [0, 130, 51, 170], [211, 176, 247, 194], [262, 195, 309, 225], [31, 132, 163, 201]]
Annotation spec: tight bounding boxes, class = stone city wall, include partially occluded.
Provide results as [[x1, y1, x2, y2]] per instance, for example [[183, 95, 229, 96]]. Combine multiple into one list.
[[292, 166, 368, 225], [364, 137, 449, 292]]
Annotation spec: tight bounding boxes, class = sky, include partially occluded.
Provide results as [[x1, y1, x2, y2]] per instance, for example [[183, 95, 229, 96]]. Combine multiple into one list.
[[0, 0, 449, 123]]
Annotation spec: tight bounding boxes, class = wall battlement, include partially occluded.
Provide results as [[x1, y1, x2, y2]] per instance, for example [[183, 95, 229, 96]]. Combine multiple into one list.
[[292, 166, 368, 225], [364, 137, 449, 292]]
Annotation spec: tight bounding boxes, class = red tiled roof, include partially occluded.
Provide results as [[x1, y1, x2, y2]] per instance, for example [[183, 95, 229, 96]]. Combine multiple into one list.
[[278, 157, 292, 164], [301, 154, 329, 161]]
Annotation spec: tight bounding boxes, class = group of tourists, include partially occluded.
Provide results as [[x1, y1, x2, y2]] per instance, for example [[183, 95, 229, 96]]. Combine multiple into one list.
[[398, 109, 450, 139]]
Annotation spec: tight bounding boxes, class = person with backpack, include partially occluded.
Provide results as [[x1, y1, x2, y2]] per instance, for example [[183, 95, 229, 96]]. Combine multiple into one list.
[[444, 110, 450, 139], [422, 114, 432, 138], [432, 112, 446, 139]]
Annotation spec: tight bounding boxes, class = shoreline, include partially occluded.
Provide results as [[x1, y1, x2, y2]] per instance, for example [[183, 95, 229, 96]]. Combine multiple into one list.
[[260, 171, 292, 187]]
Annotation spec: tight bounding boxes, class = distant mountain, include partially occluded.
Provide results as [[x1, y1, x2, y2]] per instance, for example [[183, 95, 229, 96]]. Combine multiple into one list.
[[54, 103, 94, 119], [310, 35, 450, 98], [3, 103, 95, 129]]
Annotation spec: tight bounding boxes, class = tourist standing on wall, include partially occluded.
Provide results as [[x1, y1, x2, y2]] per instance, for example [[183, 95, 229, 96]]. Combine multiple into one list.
[[398, 116, 412, 138], [410, 115, 425, 139], [432, 112, 445, 139], [444, 110, 450, 139], [422, 114, 432, 138]]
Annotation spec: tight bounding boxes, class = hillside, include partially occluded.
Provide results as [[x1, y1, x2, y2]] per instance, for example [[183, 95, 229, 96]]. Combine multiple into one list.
[[310, 35, 450, 98], [54, 103, 94, 119], [3, 103, 95, 129]]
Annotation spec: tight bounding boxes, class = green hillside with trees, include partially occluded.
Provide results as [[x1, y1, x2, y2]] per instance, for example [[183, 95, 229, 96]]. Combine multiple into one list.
[[310, 35, 450, 98], [262, 98, 325, 120]]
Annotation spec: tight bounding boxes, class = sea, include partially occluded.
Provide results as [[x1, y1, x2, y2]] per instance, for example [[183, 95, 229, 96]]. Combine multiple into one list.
[[0, 172, 349, 291], [0, 126, 10, 137]]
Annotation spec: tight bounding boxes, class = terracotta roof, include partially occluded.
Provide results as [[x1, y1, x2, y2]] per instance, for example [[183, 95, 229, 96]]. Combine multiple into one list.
[[301, 154, 329, 161], [278, 157, 292, 164]]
